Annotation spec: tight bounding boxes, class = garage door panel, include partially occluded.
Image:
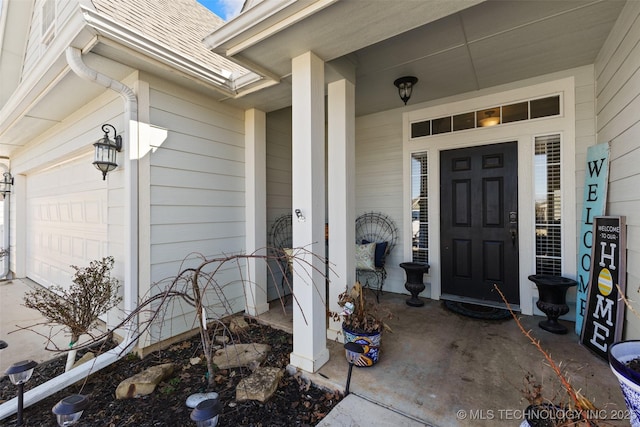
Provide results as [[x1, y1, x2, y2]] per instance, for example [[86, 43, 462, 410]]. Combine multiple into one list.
[[27, 154, 108, 290]]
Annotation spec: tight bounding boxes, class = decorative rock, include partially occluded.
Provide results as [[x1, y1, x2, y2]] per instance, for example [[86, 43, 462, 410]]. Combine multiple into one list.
[[229, 316, 249, 333], [236, 367, 283, 403], [115, 363, 175, 399], [213, 343, 270, 369], [215, 335, 229, 344], [186, 392, 219, 409], [190, 357, 201, 365]]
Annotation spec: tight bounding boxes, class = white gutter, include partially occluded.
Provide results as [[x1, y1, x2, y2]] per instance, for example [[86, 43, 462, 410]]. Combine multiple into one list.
[[0, 46, 140, 421]]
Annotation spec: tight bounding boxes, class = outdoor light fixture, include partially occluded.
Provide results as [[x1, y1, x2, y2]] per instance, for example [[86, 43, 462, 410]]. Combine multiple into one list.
[[52, 394, 89, 426], [6, 360, 37, 426], [344, 341, 364, 396], [93, 123, 122, 180], [0, 340, 7, 349], [394, 76, 418, 105], [0, 171, 13, 198], [190, 398, 222, 427]]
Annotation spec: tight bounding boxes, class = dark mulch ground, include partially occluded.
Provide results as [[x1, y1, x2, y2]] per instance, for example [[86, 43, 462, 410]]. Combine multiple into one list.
[[0, 320, 342, 426]]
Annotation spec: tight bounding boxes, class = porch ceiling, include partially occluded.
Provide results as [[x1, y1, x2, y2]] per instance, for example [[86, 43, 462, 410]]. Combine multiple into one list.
[[212, 0, 625, 116]]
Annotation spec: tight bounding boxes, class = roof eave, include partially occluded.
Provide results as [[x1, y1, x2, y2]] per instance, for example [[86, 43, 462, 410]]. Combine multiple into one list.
[[204, 0, 338, 58]]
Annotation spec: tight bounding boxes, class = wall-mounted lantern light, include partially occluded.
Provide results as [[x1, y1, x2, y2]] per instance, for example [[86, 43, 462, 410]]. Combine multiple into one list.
[[93, 124, 122, 180], [394, 76, 418, 105], [0, 172, 13, 198]]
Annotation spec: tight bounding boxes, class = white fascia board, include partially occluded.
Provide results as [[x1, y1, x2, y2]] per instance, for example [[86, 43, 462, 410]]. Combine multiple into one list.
[[80, 7, 236, 94], [204, 0, 338, 57]]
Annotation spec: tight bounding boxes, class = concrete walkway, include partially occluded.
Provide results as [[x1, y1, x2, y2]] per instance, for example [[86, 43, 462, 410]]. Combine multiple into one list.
[[0, 279, 68, 374]]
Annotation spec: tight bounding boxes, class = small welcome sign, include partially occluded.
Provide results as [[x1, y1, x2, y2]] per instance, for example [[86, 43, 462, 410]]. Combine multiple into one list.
[[580, 216, 626, 360]]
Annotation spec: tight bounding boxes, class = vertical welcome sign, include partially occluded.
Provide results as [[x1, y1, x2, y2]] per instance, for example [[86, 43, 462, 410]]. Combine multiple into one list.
[[576, 142, 610, 336], [580, 216, 626, 360]]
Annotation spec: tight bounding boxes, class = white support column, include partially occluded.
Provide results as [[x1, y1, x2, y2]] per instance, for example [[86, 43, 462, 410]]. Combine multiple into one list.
[[327, 79, 355, 340], [245, 108, 269, 316], [289, 51, 329, 373]]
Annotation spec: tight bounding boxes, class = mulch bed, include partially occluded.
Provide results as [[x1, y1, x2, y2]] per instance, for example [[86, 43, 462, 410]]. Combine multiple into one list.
[[0, 320, 342, 426]]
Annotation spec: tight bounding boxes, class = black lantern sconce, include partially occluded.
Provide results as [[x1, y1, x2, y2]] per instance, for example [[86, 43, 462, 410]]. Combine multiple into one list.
[[394, 76, 418, 105], [5, 360, 37, 426], [52, 394, 89, 426], [93, 124, 122, 180], [190, 398, 222, 427], [0, 171, 13, 199]]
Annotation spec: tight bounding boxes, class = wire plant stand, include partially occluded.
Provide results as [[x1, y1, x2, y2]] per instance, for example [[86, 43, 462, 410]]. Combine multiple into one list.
[[268, 214, 293, 299]]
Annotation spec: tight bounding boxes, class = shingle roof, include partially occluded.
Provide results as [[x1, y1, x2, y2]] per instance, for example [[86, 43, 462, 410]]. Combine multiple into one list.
[[91, 0, 248, 80]]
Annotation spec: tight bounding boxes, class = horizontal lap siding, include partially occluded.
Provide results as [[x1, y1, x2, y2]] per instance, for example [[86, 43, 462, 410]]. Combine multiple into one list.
[[355, 112, 405, 293], [594, 1, 640, 338], [265, 107, 292, 300], [148, 83, 245, 342]]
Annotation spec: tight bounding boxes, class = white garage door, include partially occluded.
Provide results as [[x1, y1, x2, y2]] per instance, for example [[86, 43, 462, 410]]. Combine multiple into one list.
[[27, 153, 108, 290]]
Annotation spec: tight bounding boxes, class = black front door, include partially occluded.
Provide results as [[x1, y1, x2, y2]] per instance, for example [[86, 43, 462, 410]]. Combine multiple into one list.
[[440, 142, 519, 305]]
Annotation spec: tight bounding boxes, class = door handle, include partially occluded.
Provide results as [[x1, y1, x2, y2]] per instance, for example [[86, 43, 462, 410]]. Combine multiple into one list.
[[510, 228, 517, 246]]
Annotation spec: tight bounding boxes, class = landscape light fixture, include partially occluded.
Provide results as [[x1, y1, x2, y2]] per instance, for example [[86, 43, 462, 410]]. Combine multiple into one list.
[[343, 341, 364, 396], [394, 76, 418, 105], [52, 394, 89, 426], [0, 171, 13, 198], [93, 123, 122, 180], [6, 360, 37, 426], [190, 398, 222, 427]]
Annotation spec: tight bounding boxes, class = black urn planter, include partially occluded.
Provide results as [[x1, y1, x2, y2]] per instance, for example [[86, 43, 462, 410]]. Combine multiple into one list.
[[400, 262, 430, 307], [528, 274, 577, 334]]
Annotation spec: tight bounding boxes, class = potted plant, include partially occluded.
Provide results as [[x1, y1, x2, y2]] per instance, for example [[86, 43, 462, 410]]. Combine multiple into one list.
[[334, 281, 392, 366]]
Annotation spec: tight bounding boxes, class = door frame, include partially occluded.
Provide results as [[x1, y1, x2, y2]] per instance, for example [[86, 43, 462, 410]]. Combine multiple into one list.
[[401, 77, 577, 315]]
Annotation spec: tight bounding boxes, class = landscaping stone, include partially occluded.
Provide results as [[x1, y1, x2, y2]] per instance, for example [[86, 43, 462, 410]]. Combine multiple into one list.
[[115, 363, 175, 399], [229, 316, 249, 332], [236, 366, 283, 403], [186, 391, 219, 408], [212, 343, 270, 369]]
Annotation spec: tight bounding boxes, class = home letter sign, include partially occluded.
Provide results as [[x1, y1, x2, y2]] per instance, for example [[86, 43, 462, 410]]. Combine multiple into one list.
[[580, 216, 626, 360], [576, 142, 610, 336]]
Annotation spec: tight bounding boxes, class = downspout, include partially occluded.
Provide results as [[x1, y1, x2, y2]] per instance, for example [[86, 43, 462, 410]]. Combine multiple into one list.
[[0, 163, 10, 279], [0, 47, 139, 421]]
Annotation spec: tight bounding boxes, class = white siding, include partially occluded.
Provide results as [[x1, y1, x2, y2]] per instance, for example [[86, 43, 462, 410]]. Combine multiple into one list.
[[21, 0, 76, 80], [265, 107, 292, 300], [594, 1, 640, 339], [146, 77, 246, 343]]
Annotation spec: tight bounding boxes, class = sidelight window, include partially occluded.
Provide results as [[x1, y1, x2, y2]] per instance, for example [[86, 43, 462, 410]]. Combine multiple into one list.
[[411, 152, 429, 263], [534, 134, 562, 275]]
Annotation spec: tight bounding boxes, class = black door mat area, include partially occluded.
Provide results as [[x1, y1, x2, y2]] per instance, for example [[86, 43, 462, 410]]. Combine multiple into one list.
[[443, 300, 513, 321]]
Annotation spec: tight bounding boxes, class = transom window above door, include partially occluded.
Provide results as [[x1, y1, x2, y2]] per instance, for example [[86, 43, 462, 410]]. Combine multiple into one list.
[[410, 95, 560, 139]]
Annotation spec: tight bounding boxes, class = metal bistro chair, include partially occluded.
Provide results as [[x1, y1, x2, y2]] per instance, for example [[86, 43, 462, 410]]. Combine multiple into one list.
[[268, 214, 293, 298], [355, 212, 398, 301]]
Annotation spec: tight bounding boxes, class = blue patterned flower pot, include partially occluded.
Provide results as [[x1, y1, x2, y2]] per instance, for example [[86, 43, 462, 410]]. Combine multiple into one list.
[[609, 340, 640, 426], [342, 325, 381, 367]]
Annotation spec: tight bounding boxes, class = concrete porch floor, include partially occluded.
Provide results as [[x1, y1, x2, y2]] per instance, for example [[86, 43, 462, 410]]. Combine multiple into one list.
[[256, 291, 628, 427]]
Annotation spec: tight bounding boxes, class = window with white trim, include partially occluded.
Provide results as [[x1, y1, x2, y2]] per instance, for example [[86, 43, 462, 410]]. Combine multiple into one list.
[[534, 134, 562, 275], [411, 152, 428, 263], [41, 0, 56, 46]]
